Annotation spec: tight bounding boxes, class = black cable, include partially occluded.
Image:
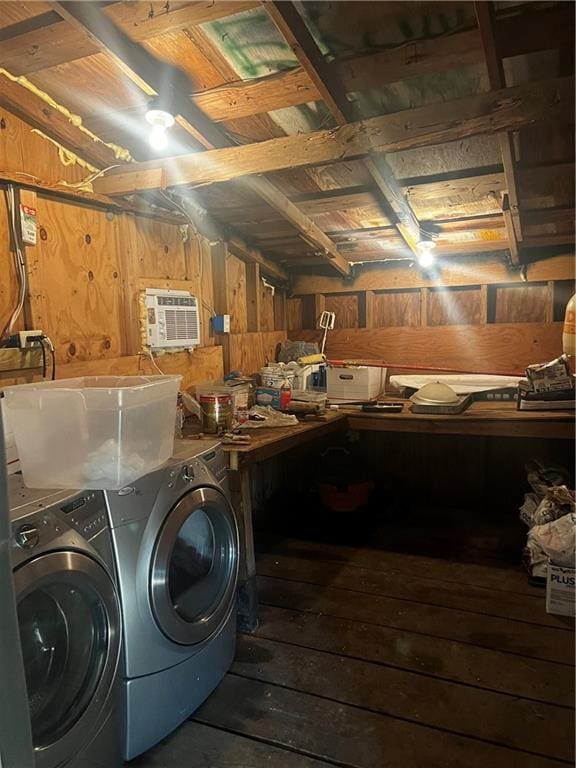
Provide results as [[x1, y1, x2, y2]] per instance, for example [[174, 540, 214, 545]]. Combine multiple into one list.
[[39, 340, 46, 379], [50, 347, 56, 381]]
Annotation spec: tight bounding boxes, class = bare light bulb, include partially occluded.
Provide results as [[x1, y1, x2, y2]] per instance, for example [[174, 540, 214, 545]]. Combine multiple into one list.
[[417, 250, 435, 268], [149, 124, 168, 151]]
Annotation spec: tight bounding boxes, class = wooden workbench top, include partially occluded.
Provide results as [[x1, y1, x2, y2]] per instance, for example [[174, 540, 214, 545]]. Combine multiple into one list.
[[224, 411, 347, 466], [345, 400, 574, 439]]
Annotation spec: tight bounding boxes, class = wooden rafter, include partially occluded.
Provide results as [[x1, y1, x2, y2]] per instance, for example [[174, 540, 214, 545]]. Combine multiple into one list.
[[53, 0, 350, 276], [92, 76, 573, 194], [0, 2, 259, 76], [475, 1, 522, 264], [264, 0, 423, 258]]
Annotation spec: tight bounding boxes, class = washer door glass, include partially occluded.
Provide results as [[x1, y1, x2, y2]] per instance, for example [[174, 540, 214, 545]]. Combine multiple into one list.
[[151, 486, 238, 645], [14, 552, 120, 753]]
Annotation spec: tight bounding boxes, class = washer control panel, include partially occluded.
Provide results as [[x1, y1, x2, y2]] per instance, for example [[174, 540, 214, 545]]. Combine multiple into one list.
[[59, 492, 108, 539]]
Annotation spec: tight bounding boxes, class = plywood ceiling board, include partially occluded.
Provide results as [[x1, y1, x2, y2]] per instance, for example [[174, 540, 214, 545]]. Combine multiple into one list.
[[29, 52, 150, 116]]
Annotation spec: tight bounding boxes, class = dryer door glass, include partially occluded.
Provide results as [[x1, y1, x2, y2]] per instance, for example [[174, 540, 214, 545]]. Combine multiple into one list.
[[14, 552, 120, 752], [151, 486, 238, 645]]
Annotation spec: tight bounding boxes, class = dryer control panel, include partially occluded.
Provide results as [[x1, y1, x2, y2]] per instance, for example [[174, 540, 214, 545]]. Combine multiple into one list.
[[59, 492, 108, 539]]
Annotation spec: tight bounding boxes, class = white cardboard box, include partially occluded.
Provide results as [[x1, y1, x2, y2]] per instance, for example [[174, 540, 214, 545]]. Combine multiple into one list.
[[327, 366, 385, 401], [546, 562, 575, 617]]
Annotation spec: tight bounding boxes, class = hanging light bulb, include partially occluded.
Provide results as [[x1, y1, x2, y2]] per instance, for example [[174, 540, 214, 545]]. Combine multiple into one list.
[[145, 99, 175, 152], [416, 247, 435, 268], [415, 231, 436, 268], [149, 123, 168, 151]]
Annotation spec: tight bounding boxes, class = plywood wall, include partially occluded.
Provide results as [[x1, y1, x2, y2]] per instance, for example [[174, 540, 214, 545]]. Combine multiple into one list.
[[289, 255, 574, 373], [0, 106, 287, 386]]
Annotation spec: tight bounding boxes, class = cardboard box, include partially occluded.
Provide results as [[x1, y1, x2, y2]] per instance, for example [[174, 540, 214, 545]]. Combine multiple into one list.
[[327, 366, 385, 401], [546, 562, 575, 617]]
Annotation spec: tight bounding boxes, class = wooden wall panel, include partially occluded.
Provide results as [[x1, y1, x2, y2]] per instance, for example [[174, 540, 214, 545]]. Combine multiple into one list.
[[325, 294, 359, 329], [427, 287, 482, 326], [125, 214, 187, 279], [287, 298, 304, 331], [226, 252, 247, 333], [228, 331, 287, 376], [372, 291, 420, 327], [36, 198, 125, 363], [290, 324, 563, 375], [493, 284, 550, 324], [58, 346, 224, 392], [259, 282, 275, 331]]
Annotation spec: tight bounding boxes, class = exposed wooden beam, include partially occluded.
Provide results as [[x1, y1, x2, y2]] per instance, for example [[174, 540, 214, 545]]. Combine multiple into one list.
[[475, 0, 523, 260], [54, 0, 349, 276], [1, 2, 259, 76], [93, 76, 573, 194], [290, 254, 575, 295], [0, 71, 122, 169], [264, 0, 422, 258]]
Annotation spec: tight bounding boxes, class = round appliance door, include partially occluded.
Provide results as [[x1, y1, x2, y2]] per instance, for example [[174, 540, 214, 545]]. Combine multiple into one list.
[[150, 486, 239, 645], [14, 551, 121, 768]]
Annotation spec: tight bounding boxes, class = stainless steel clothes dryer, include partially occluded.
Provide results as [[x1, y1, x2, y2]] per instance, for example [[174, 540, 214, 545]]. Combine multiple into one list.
[[104, 439, 239, 760], [8, 477, 123, 768]]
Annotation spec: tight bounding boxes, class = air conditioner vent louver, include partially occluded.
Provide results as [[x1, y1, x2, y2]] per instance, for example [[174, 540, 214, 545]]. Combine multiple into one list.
[[144, 289, 201, 349]]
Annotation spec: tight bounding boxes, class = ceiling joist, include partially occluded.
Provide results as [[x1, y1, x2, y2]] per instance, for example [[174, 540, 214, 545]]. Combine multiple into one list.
[[262, 0, 422, 258], [53, 0, 350, 276], [92, 76, 573, 194]]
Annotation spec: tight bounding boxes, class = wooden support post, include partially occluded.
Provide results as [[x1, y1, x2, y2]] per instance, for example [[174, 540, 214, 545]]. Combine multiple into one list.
[[480, 284, 489, 325], [313, 294, 326, 326], [228, 466, 258, 632], [359, 290, 376, 329], [245, 262, 261, 332], [546, 281, 555, 323], [274, 290, 287, 331], [420, 288, 429, 327], [211, 241, 230, 373]]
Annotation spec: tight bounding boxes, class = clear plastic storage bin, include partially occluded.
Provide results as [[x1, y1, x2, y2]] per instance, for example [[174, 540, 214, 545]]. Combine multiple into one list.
[[3, 375, 181, 490]]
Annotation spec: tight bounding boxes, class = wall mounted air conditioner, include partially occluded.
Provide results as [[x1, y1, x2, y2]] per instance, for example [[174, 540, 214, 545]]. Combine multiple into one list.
[[145, 288, 200, 349]]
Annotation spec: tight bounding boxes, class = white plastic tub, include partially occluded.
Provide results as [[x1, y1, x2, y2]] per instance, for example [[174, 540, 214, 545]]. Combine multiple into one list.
[[3, 375, 181, 490]]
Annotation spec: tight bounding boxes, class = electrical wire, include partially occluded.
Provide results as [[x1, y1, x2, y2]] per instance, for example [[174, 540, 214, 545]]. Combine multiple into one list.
[[141, 347, 165, 375], [158, 190, 217, 318], [2, 185, 27, 341]]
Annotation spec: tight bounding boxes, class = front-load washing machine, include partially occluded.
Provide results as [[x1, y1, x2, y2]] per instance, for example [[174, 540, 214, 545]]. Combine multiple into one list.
[[8, 476, 123, 768], [104, 439, 239, 760]]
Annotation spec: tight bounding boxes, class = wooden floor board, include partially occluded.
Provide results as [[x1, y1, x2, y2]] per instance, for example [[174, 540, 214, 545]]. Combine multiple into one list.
[[259, 575, 573, 664], [257, 535, 540, 596], [232, 634, 574, 761], [257, 604, 573, 706], [131, 719, 336, 767], [194, 675, 566, 768], [257, 552, 569, 628]]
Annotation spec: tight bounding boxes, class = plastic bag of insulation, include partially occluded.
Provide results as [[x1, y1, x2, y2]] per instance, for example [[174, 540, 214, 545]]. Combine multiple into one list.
[[520, 486, 575, 528], [525, 513, 576, 577]]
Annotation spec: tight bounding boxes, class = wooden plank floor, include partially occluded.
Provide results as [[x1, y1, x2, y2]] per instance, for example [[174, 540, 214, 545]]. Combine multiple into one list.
[[134, 535, 574, 767]]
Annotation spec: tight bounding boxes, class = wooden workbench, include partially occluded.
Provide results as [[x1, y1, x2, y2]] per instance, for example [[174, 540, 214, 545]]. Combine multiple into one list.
[[346, 401, 574, 440], [221, 402, 572, 631], [224, 412, 347, 631]]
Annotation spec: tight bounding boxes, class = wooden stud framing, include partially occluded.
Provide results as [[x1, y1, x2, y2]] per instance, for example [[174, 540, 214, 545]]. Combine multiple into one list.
[[246, 262, 261, 333]]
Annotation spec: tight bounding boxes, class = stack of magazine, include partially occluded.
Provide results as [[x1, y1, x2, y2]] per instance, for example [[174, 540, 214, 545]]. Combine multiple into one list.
[[517, 355, 574, 411]]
